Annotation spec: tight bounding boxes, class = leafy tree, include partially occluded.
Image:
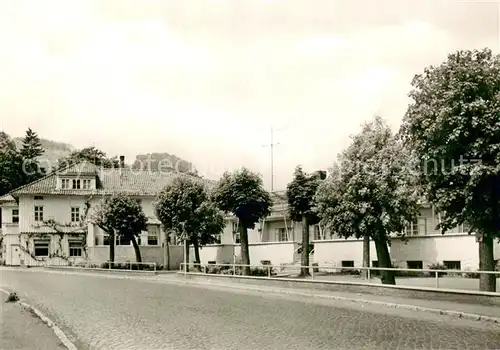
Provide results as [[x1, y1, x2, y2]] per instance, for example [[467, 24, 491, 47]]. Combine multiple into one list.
[[286, 166, 325, 276], [155, 176, 224, 271], [0, 132, 25, 196], [315, 117, 419, 285], [91, 194, 147, 264], [401, 48, 500, 292], [212, 168, 272, 275], [58, 146, 119, 169], [19, 128, 44, 183]]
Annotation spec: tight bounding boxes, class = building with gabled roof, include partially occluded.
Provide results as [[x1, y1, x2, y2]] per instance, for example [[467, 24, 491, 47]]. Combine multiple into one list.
[[1, 160, 497, 272], [0, 160, 219, 268]]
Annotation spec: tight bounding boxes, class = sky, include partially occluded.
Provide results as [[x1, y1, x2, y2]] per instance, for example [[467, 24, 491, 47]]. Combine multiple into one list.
[[0, 0, 498, 190]]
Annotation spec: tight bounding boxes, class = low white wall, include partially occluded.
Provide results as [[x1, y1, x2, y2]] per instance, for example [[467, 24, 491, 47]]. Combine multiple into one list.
[[391, 235, 479, 269], [188, 242, 298, 266], [313, 239, 377, 268], [189, 245, 235, 264], [235, 242, 299, 266], [313, 235, 496, 271], [89, 245, 184, 269]]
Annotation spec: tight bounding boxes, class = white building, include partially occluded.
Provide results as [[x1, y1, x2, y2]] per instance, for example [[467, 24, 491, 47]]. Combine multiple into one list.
[[1, 161, 499, 270]]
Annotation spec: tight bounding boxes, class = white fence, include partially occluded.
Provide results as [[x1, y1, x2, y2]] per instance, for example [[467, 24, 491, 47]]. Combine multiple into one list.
[[179, 262, 500, 295]]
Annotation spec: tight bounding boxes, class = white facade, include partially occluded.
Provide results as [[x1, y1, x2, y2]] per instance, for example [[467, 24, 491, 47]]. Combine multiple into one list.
[[1, 164, 499, 270]]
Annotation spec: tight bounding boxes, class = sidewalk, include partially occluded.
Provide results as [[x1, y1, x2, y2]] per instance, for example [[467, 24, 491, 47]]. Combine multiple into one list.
[[0, 300, 67, 350], [164, 273, 500, 322]]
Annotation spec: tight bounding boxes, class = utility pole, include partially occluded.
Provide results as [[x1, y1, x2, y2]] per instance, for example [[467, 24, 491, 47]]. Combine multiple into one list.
[[263, 127, 286, 192]]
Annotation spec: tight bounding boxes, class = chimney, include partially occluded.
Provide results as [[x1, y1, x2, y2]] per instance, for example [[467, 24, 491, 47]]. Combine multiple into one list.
[[119, 156, 125, 168]]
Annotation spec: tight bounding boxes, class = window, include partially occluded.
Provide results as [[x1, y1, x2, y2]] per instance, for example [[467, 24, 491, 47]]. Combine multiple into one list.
[[61, 179, 70, 189], [12, 209, 19, 224], [443, 260, 461, 270], [313, 225, 321, 240], [34, 239, 50, 257], [82, 179, 91, 189], [341, 261, 354, 267], [71, 207, 80, 222], [34, 196, 44, 200], [407, 261, 423, 269], [34, 206, 43, 222], [72, 179, 81, 189], [117, 235, 131, 246], [276, 228, 288, 242], [405, 217, 427, 236], [233, 232, 240, 244], [458, 223, 471, 233], [69, 239, 83, 257], [147, 225, 159, 246], [232, 221, 240, 244]]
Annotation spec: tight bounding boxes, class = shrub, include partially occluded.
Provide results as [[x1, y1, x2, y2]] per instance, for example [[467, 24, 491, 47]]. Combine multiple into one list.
[[250, 266, 274, 276], [428, 263, 447, 277], [394, 270, 425, 277], [6, 292, 19, 303]]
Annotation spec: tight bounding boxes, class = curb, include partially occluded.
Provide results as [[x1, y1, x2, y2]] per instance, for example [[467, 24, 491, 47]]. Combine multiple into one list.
[[0, 288, 78, 350], [170, 277, 500, 325]]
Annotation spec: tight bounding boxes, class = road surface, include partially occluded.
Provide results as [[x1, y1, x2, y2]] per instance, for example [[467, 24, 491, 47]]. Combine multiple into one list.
[[1, 269, 500, 350]]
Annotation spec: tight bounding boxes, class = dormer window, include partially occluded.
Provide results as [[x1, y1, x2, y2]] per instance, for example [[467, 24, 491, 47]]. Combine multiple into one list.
[[60, 177, 93, 190], [82, 179, 91, 189]]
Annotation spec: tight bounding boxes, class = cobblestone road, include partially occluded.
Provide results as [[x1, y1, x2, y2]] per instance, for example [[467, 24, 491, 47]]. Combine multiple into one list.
[[1, 269, 500, 350]]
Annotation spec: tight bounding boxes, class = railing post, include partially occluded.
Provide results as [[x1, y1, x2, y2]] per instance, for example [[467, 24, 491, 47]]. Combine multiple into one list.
[[311, 265, 314, 280], [267, 266, 271, 278], [367, 267, 371, 282], [435, 271, 439, 288], [130, 262, 132, 271]]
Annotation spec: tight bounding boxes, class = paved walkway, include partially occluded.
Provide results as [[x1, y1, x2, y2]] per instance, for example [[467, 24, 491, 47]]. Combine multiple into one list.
[[0, 299, 66, 350]]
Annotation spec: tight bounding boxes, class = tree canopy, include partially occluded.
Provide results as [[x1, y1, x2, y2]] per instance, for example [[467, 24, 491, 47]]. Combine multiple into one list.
[[286, 166, 325, 276], [58, 146, 119, 169], [155, 176, 224, 269], [20, 128, 44, 160], [91, 194, 147, 262], [212, 168, 272, 229], [315, 116, 420, 284], [0, 129, 44, 195], [400, 48, 500, 291], [286, 166, 324, 224]]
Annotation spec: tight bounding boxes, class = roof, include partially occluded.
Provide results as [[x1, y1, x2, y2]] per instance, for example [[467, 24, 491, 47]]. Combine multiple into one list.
[[9, 161, 216, 197], [0, 194, 16, 203]]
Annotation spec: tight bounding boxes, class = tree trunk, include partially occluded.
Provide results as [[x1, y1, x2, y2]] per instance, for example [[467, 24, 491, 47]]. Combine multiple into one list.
[[239, 222, 251, 276], [193, 240, 201, 271], [374, 237, 395, 285], [478, 233, 496, 292], [299, 217, 310, 276], [130, 235, 142, 263], [362, 235, 370, 280], [109, 231, 115, 268], [183, 239, 189, 272], [164, 231, 170, 271]]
